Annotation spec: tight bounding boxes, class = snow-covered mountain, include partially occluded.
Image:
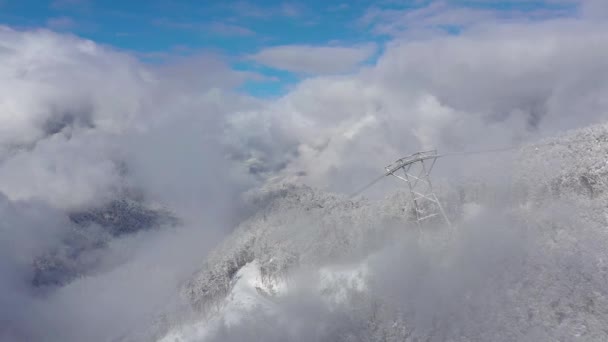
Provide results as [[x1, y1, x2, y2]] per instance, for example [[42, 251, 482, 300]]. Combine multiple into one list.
[[149, 123, 608, 342]]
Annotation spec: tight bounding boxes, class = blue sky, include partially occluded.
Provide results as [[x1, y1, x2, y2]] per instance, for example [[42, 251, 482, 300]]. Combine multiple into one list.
[[0, 0, 579, 97]]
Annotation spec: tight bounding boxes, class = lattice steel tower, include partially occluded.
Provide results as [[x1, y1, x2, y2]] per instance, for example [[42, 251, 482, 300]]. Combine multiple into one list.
[[385, 150, 451, 226]]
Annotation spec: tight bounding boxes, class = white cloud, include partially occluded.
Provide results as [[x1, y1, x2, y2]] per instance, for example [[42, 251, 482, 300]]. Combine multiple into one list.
[[46, 16, 76, 30], [0, 27, 143, 147], [0, 26, 257, 210], [248, 43, 377, 75], [229, 18, 608, 193], [0, 25, 257, 341]]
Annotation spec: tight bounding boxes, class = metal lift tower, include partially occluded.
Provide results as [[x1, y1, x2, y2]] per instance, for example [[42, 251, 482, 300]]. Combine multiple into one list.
[[384, 150, 451, 227]]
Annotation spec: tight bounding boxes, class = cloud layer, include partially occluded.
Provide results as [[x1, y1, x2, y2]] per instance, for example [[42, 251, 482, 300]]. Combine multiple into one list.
[[2, 2, 608, 340], [248, 43, 377, 75], [230, 17, 608, 194], [0, 26, 257, 341]]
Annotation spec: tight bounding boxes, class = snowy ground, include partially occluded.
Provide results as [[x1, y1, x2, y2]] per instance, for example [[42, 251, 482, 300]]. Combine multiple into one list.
[[159, 260, 368, 342]]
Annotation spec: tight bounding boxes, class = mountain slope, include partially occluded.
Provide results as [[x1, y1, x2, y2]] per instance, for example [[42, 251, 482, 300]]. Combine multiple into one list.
[[153, 123, 608, 342]]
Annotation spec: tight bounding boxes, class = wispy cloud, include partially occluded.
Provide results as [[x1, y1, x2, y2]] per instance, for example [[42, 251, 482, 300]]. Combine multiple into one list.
[[209, 22, 255, 37], [46, 16, 76, 30], [248, 43, 377, 75], [153, 18, 255, 37], [327, 3, 350, 12], [361, 2, 495, 36], [152, 18, 198, 30], [50, 0, 91, 9], [280, 2, 305, 17], [361, 0, 578, 37], [230, 1, 306, 18], [229, 1, 271, 18], [580, 0, 608, 18]]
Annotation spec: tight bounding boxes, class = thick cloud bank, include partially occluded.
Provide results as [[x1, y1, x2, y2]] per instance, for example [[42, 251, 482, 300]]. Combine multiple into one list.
[[227, 20, 608, 193], [2, 5, 608, 341], [0, 27, 255, 341]]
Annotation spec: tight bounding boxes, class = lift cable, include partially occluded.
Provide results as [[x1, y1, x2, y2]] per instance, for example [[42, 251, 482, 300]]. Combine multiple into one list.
[[350, 136, 606, 199]]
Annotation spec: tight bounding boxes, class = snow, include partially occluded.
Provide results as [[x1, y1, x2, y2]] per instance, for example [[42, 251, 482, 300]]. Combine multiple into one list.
[[159, 260, 285, 342], [159, 260, 371, 342], [317, 263, 368, 305], [222, 260, 282, 324], [157, 122, 608, 342]]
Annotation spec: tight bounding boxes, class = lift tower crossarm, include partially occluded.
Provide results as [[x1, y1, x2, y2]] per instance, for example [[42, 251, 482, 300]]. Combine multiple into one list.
[[384, 150, 439, 176]]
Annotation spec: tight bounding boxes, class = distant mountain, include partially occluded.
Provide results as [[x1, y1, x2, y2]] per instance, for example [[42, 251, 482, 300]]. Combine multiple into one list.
[[32, 198, 178, 288]]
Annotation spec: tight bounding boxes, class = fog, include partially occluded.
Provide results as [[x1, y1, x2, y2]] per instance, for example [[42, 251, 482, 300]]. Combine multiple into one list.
[[0, 26, 255, 341], [1, 1, 608, 340], [195, 199, 607, 341]]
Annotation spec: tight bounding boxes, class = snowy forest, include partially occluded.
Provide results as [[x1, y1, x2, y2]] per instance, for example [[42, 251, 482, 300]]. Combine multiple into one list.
[[153, 123, 608, 341]]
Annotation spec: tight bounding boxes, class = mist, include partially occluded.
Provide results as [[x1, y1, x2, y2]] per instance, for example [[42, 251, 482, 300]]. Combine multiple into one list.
[[1, 1, 608, 341], [0, 26, 255, 341], [185, 193, 607, 342]]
